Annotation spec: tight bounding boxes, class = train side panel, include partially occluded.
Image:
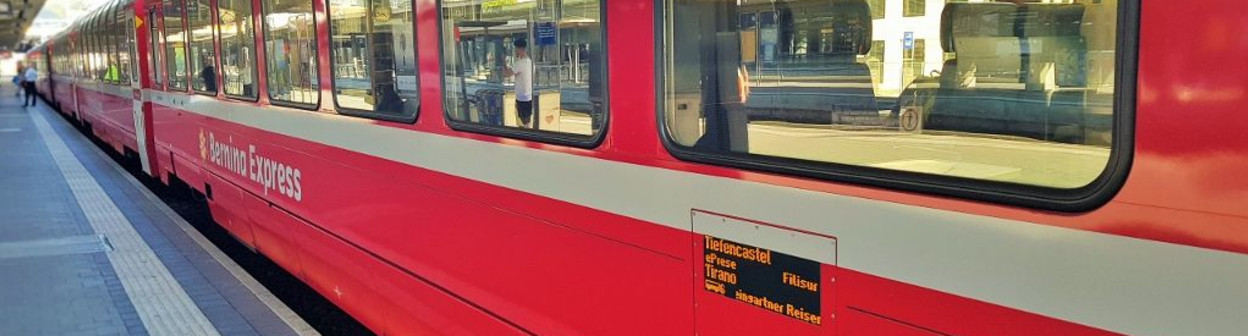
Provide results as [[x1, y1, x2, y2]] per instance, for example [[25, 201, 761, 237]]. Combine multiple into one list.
[[35, 0, 1248, 335]]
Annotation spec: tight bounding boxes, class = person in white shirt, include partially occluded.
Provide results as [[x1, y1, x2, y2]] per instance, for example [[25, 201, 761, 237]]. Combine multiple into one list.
[[505, 38, 534, 127], [22, 64, 37, 107]]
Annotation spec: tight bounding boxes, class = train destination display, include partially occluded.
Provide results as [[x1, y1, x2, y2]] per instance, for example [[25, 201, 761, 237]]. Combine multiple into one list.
[[703, 235, 822, 325]]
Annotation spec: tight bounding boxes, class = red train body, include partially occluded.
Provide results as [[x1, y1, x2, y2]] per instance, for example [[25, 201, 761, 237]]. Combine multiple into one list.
[[28, 0, 1248, 335]]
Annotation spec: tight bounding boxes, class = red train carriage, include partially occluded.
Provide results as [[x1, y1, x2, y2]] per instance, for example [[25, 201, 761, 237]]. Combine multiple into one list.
[[32, 0, 1248, 335]]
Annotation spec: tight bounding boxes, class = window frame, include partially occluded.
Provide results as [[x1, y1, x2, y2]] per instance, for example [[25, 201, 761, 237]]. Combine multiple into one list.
[[325, 0, 420, 123], [653, 0, 1141, 212], [259, 0, 320, 110], [434, 0, 611, 148], [215, 0, 260, 101]]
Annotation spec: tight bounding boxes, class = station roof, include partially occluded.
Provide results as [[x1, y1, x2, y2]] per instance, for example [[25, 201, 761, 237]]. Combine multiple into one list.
[[4, 0, 46, 50]]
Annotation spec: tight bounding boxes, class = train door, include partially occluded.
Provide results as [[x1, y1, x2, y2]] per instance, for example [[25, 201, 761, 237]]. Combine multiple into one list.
[[47, 45, 57, 104], [130, 6, 155, 175], [69, 32, 80, 120]]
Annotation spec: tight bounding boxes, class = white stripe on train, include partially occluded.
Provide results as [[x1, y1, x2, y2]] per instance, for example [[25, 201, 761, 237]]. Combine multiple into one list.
[[115, 89, 1248, 336]]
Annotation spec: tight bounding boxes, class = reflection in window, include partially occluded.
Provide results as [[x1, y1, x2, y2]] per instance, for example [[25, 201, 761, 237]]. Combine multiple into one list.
[[441, 0, 607, 137], [97, 17, 107, 81], [902, 39, 924, 86], [105, 5, 120, 83], [188, 0, 218, 93], [219, 0, 258, 98], [329, 0, 418, 117], [86, 16, 97, 79], [263, 0, 318, 106], [165, 0, 189, 90], [866, 40, 884, 88], [124, 10, 137, 83], [80, 19, 87, 79], [663, 0, 1120, 189], [85, 17, 94, 80], [96, 15, 106, 81], [149, 10, 164, 86]]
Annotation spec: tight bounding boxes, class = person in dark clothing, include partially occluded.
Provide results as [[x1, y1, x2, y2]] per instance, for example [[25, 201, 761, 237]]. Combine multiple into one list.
[[22, 65, 37, 107], [12, 62, 22, 97], [200, 63, 217, 93]]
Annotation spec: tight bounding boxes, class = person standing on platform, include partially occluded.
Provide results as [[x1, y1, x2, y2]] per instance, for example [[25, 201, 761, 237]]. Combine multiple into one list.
[[22, 64, 36, 107], [505, 38, 534, 128]]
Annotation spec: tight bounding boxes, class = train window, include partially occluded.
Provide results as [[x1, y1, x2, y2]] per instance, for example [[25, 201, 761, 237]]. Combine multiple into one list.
[[76, 41, 83, 79], [439, 0, 608, 143], [90, 15, 102, 81], [79, 38, 87, 79], [82, 22, 90, 79], [150, 9, 164, 86], [105, 4, 121, 84], [95, 13, 104, 81], [164, 0, 189, 90], [97, 9, 109, 82], [262, 0, 319, 107], [98, 12, 108, 81], [328, 0, 418, 120], [660, 0, 1128, 209], [82, 20, 91, 80], [68, 42, 75, 79], [120, 7, 135, 84], [82, 18, 92, 80], [218, 0, 258, 99], [72, 36, 80, 79], [187, 0, 218, 94]]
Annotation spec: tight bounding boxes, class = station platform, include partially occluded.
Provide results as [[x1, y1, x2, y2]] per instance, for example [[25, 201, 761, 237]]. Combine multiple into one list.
[[0, 89, 318, 336]]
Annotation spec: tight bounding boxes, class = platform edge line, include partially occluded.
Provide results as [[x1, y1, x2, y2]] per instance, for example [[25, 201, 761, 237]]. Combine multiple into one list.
[[46, 106, 321, 336]]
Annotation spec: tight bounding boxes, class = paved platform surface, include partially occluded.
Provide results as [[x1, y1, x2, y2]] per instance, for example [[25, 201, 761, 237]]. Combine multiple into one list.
[[0, 88, 317, 336]]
